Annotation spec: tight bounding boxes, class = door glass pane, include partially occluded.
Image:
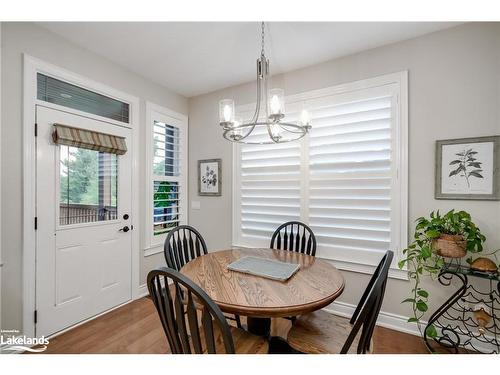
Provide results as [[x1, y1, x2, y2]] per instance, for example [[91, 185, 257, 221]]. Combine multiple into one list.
[[59, 145, 118, 225]]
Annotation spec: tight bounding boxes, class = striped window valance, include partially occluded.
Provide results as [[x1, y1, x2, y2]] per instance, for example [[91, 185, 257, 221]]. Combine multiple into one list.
[[52, 124, 127, 155]]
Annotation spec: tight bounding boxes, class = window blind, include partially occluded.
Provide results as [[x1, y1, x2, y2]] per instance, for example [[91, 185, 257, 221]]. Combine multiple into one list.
[[239, 124, 302, 243], [37, 73, 130, 123], [52, 123, 127, 155], [153, 121, 181, 177], [152, 120, 182, 236], [153, 181, 180, 236], [308, 95, 393, 256]]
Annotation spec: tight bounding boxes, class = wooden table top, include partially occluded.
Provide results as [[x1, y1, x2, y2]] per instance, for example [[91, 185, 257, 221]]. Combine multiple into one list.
[[180, 248, 345, 318]]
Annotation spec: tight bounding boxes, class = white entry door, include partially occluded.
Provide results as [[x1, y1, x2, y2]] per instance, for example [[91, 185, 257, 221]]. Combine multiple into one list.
[[36, 105, 133, 337]]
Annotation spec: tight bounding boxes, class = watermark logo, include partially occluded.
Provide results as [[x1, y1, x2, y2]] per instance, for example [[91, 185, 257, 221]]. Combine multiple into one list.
[[1, 330, 49, 353]]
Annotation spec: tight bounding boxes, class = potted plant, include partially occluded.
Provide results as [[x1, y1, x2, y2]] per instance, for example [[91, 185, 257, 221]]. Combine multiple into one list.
[[398, 209, 486, 338]]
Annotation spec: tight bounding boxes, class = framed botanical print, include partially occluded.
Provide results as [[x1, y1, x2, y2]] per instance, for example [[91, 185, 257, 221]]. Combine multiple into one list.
[[198, 159, 222, 196], [435, 135, 499, 200]]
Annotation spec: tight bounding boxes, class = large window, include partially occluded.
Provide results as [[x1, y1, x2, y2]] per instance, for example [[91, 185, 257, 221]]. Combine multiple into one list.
[[146, 103, 188, 252], [233, 73, 408, 274]]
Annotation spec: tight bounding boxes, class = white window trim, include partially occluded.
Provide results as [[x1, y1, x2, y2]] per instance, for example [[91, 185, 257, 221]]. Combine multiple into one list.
[[23, 54, 141, 338], [232, 71, 408, 280], [144, 102, 188, 257]]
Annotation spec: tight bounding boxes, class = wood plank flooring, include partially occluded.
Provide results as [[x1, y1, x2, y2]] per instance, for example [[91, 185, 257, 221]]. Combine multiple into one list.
[[37, 297, 429, 354]]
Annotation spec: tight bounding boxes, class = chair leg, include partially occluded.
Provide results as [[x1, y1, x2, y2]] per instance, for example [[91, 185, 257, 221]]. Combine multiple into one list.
[[235, 314, 243, 329]]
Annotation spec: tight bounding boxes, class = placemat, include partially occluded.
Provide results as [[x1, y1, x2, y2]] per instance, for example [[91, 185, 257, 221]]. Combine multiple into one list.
[[227, 256, 300, 281]]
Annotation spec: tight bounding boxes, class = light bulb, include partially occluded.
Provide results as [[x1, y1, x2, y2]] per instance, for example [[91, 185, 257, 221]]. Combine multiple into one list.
[[219, 99, 235, 124], [270, 95, 282, 115], [223, 105, 233, 122], [300, 109, 311, 126], [269, 88, 285, 116]]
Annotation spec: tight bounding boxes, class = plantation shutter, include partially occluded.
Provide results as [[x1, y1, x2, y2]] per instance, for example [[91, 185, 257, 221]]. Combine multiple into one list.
[[152, 120, 182, 236], [308, 94, 393, 257], [238, 124, 302, 245]]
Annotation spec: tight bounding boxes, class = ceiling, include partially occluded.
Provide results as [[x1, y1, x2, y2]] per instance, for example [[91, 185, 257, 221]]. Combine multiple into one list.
[[38, 22, 460, 97]]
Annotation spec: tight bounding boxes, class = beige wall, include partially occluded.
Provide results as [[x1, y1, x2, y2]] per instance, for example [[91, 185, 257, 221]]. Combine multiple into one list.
[[1, 22, 187, 333], [188, 22, 500, 321]]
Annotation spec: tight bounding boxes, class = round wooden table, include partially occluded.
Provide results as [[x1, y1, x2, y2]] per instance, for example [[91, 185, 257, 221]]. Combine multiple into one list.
[[180, 247, 345, 318]]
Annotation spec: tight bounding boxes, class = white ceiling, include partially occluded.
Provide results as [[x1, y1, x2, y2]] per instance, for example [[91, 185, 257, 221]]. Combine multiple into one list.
[[38, 22, 460, 97]]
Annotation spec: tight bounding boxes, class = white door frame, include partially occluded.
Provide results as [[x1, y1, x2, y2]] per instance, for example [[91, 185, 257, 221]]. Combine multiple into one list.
[[23, 54, 141, 338]]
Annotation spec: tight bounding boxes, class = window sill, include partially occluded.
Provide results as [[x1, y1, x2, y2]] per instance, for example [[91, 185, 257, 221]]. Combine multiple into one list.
[[331, 258, 409, 281]]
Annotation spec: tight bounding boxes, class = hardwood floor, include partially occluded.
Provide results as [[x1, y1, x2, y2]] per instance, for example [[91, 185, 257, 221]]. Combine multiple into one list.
[[37, 297, 429, 354]]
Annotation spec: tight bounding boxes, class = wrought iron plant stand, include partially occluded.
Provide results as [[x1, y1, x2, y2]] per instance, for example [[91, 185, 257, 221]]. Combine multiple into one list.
[[424, 261, 499, 353]]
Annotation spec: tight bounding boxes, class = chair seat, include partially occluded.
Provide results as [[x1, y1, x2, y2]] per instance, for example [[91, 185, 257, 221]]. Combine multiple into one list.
[[210, 325, 269, 354], [287, 310, 373, 354]]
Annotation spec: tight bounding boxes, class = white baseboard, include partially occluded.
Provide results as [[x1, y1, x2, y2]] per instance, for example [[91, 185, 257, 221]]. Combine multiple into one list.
[[325, 300, 422, 337], [137, 283, 149, 298]]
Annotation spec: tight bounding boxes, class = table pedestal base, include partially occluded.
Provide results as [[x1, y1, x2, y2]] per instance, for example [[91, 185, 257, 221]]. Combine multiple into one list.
[[247, 317, 271, 337], [268, 337, 298, 354], [246, 317, 298, 354]]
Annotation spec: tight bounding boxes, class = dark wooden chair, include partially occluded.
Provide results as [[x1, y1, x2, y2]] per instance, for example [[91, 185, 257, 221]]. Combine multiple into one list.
[[287, 250, 394, 354], [163, 225, 208, 271], [270, 221, 317, 256], [147, 267, 268, 354], [163, 225, 242, 328]]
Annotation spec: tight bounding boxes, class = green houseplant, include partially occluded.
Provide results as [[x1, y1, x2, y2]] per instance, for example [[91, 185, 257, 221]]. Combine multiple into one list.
[[398, 209, 486, 338]]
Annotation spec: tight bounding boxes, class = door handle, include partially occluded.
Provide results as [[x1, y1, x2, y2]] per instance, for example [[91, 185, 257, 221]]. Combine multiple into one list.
[[119, 226, 130, 233]]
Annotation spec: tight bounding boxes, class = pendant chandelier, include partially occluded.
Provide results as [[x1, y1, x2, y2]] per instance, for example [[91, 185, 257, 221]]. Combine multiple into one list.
[[219, 22, 312, 144]]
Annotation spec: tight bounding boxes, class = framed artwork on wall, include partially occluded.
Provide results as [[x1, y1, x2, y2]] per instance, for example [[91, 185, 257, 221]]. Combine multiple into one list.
[[435, 135, 499, 200], [198, 158, 222, 196]]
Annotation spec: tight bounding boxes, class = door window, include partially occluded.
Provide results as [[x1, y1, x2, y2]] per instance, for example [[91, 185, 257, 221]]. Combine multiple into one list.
[[59, 145, 118, 225]]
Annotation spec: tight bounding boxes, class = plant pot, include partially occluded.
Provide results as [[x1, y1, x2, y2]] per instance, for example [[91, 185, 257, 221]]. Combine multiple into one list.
[[432, 234, 467, 258]]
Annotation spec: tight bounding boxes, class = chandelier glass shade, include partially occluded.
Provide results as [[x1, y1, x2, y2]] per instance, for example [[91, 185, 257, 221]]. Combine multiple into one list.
[[219, 23, 311, 144]]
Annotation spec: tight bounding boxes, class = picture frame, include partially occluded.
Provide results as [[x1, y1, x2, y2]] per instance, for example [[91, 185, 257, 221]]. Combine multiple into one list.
[[198, 158, 222, 196], [435, 135, 500, 200]]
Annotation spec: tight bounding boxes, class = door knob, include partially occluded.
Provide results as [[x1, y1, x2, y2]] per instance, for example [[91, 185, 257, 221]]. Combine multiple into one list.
[[119, 226, 130, 233]]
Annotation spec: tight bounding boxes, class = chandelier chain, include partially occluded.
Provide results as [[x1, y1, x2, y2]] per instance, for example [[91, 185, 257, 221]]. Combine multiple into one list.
[[261, 22, 265, 56]]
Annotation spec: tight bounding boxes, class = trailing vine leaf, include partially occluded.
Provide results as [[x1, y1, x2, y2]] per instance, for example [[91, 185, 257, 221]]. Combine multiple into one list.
[[416, 301, 428, 312], [426, 325, 438, 338], [399, 209, 485, 342], [425, 230, 440, 238], [417, 290, 429, 298]]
